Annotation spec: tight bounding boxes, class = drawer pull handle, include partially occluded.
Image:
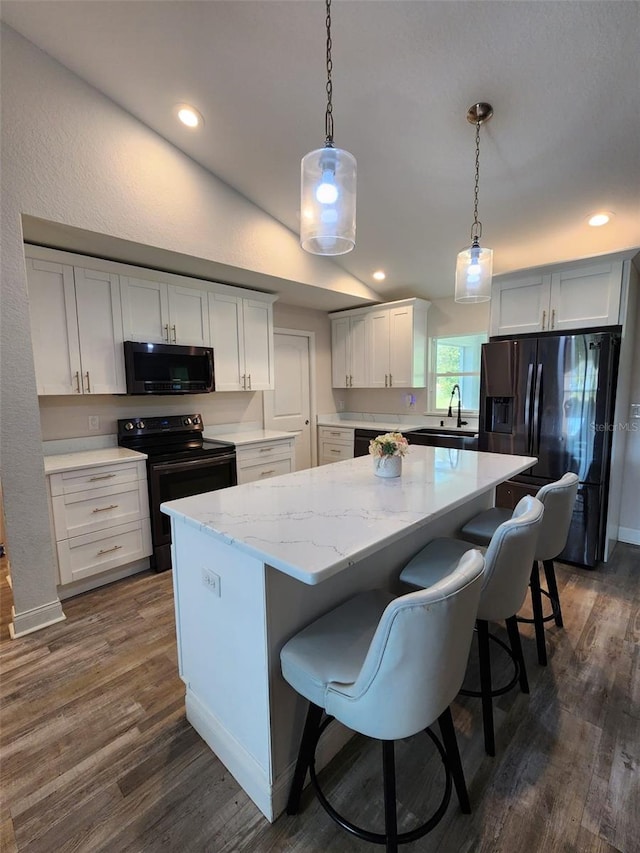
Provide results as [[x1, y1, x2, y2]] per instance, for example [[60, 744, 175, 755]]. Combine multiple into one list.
[[329, 431, 340, 436], [330, 449, 341, 454], [97, 544, 122, 556], [164, 324, 169, 342], [171, 324, 177, 342], [551, 308, 556, 329], [92, 504, 119, 513], [74, 371, 81, 394], [259, 447, 273, 453], [541, 310, 546, 331], [260, 469, 275, 476], [89, 473, 117, 481], [85, 371, 91, 393]]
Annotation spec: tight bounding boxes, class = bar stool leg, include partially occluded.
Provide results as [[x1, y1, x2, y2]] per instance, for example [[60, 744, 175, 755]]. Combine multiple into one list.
[[476, 619, 495, 757], [505, 615, 529, 694], [381, 740, 398, 853], [529, 561, 548, 666], [543, 559, 563, 627], [287, 702, 323, 815], [437, 706, 471, 813]]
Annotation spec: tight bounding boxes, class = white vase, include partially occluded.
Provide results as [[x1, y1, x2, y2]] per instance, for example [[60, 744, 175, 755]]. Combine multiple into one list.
[[374, 455, 402, 478]]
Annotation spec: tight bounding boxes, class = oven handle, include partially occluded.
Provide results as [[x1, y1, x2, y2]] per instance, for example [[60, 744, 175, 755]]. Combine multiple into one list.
[[150, 452, 237, 473]]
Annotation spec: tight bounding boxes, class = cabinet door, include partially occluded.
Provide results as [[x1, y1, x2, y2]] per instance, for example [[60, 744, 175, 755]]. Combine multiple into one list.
[[550, 261, 623, 331], [331, 317, 350, 388], [26, 258, 82, 395], [349, 316, 368, 387], [368, 309, 391, 388], [167, 284, 210, 346], [490, 274, 552, 336], [74, 268, 126, 394], [209, 292, 244, 391], [120, 277, 169, 343], [242, 299, 274, 390], [388, 304, 414, 387]]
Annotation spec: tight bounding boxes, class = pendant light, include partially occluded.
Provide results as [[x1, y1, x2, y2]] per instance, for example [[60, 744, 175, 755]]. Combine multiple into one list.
[[300, 0, 356, 255], [455, 103, 494, 303]]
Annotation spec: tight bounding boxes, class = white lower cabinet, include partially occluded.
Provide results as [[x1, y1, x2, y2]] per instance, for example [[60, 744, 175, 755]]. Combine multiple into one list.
[[236, 438, 295, 484], [48, 459, 151, 586], [318, 426, 354, 465]]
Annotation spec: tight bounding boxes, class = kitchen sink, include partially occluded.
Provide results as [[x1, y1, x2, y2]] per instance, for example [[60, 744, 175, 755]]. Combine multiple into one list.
[[407, 429, 478, 451]]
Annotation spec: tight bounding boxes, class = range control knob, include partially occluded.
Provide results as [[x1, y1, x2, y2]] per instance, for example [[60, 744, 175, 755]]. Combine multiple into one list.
[[192, 415, 201, 425], [183, 417, 193, 426], [136, 421, 145, 430], [124, 421, 135, 431]]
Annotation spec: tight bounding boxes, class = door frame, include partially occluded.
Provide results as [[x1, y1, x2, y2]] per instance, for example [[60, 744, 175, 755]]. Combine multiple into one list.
[[264, 328, 318, 468]]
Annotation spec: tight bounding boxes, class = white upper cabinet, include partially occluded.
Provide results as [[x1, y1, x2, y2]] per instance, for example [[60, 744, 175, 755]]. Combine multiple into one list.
[[330, 298, 429, 389], [490, 259, 624, 337], [27, 258, 125, 395], [209, 292, 275, 391], [121, 277, 209, 347], [331, 315, 367, 388]]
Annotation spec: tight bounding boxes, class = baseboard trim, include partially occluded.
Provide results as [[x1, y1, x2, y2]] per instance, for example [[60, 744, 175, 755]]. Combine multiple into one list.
[[618, 527, 640, 546], [10, 598, 66, 638], [186, 689, 355, 824]]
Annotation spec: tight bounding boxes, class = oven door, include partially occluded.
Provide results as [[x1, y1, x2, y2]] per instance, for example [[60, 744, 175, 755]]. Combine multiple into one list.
[[148, 451, 237, 571]]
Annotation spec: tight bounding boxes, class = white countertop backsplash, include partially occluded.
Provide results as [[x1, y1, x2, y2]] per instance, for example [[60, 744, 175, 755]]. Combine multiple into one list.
[[43, 434, 118, 456], [317, 412, 479, 433]]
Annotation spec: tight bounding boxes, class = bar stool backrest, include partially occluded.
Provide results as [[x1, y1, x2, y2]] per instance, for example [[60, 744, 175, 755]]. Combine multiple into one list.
[[535, 473, 579, 561], [324, 550, 484, 741], [479, 495, 544, 623]]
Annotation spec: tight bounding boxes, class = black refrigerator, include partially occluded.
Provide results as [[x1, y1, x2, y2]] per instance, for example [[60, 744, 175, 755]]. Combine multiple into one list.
[[478, 329, 621, 567]]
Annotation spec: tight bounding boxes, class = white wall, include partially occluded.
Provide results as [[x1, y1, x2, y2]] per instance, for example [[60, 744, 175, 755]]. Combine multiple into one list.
[[0, 25, 367, 633]]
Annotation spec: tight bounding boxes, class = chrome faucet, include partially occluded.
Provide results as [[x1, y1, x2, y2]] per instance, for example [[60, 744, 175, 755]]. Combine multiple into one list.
[[447, 384, 468, 429]]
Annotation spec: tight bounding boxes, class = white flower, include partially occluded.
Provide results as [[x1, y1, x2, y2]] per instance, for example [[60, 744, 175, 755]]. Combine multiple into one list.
[[368, 432, 409, 459]]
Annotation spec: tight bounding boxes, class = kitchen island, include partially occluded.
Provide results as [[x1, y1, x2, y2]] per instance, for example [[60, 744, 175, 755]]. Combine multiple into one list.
[[162, 446, 536, 821]]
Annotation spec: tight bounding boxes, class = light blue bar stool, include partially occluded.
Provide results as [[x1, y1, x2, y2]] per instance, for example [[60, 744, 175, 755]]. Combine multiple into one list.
[[280, 549, 484, 853], [460, 473, 579, 665], [400, 495, 544, 756]]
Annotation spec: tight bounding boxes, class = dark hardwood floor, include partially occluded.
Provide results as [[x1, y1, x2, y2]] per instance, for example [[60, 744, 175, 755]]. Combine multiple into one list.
[[1, 543, 638, 853]]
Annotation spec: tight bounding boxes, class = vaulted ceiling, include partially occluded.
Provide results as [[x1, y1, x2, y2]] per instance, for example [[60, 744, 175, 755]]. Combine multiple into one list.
[[3, 0, 639, 301]]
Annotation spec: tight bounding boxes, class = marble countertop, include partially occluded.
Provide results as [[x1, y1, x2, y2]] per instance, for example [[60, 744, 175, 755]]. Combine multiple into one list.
[[162, 447, 535, 585], [203, 428, 294, 446], [317, 413, 479, 434], [43, 447, 147, 474]]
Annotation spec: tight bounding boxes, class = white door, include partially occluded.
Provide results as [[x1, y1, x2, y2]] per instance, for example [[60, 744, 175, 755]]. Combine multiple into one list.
[[74, 268, 126, 394], [167, 284, 210, 346], [120, 277, 169, 343], [209, 292, 244, 391], [264, 331, 313, 470], [243, 299, 274, 391], [368, 309, 391, 388]]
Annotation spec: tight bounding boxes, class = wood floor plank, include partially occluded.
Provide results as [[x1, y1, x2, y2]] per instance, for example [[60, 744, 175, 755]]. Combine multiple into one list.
[[1, 546, 639, 852]]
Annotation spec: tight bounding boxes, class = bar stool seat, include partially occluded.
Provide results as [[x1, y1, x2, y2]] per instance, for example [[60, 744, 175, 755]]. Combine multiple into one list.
[[281, 550, 485, 853], [461, 473, 579, 666]]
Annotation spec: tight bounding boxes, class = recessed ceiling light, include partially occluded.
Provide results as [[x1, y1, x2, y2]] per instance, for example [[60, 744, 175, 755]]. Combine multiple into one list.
[[175, 104, 203, 129], [373, 270, 386, 281], [588, 212, 614, 227]]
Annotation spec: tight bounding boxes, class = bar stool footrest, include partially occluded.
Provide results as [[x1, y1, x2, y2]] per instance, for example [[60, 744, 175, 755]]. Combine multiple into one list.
[[459, 630, 520, 698], [309, 719, 452, 846], [517, 587, 560, 625]]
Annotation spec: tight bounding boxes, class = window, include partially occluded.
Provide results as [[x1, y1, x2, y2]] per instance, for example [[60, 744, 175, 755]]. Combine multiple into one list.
[[430, 333, 486, 413]]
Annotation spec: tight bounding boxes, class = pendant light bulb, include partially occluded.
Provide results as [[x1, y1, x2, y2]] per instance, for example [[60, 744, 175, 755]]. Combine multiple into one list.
[[300, 0, 356, 256]]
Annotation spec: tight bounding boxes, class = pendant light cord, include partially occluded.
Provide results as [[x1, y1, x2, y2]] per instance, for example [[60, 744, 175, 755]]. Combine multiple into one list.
[[471, 120, 482, 243], [324, 0, 334, 146]]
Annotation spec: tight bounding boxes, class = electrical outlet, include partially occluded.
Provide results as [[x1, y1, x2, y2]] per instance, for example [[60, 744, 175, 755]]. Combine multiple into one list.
[[201, 567, 221, 596], [88, 415, 100, 431], [337, 400, 345, 412], [631, 403, 640, 420]]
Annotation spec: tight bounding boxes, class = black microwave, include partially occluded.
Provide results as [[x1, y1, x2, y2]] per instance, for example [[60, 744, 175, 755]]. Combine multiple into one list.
[[123, 341, 215, 394]]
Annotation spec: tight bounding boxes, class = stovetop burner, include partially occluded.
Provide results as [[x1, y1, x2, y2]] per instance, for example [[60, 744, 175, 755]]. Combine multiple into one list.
[[117, 413, 235, 459]]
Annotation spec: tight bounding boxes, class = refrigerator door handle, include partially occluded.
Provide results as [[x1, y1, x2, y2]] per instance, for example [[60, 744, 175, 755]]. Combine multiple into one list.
[[524, 363, 534, 453], [532, 363, 543, 455]]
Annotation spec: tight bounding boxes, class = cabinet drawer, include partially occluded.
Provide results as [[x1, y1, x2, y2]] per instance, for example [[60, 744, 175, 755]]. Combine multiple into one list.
[[49, 461, 144, 496], [51, 480, 149, 540], [318, 426, 353, 443], [237, 440, 294, 465], [56, 520, 152, 585], [320, 440, 354, 464], [237, 457, 293, 484]]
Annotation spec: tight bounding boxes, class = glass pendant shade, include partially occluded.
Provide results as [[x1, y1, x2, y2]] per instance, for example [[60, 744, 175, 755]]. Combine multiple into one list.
[[455, 241, 493, 303], [300, 146, 356, 255]]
